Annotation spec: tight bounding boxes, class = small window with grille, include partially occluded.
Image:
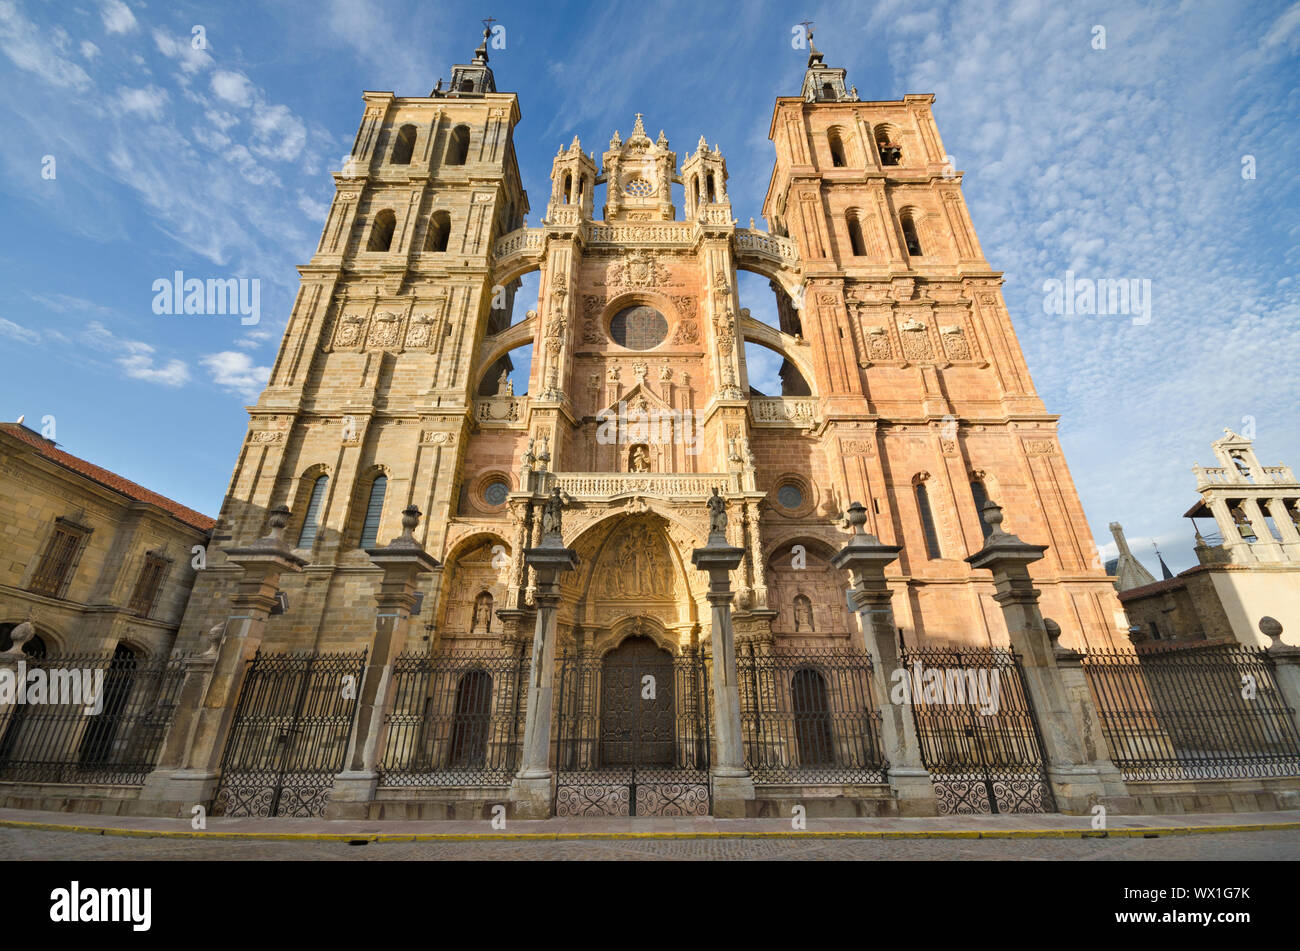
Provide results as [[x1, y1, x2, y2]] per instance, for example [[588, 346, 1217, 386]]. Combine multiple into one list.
[[127, 555, 168, 618], [28, 522, 88, 599]]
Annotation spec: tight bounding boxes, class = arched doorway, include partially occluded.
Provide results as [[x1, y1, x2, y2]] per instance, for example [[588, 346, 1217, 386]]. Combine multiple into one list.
[[447, 669, 492, 768], [600, 635, 675, 767], [791, 667, 835, 766]]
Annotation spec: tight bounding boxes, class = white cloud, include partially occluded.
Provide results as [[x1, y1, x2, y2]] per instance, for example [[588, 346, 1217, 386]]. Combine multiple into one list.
[[152, 27, 212, 74], [114, 85, 169, 119], [80, 40, 99, 60], [99, 0, 137, 35], [201, 351, 270, 399], [80, 320, 190, 386], [0, 0, 93, 90], [211, 69, 255, 107], [0, 316, 39, 345]]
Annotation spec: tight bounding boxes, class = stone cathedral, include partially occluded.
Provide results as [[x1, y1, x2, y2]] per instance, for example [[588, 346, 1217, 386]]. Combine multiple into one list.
[[175, 32, 1127, 664]]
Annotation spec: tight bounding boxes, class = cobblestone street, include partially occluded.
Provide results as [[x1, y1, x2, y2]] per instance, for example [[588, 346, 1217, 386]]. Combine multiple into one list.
[[2, 826, 1297, 861]]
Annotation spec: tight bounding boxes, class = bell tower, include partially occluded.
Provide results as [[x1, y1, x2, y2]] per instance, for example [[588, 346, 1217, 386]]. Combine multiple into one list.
[[599, 114, 678, 221]]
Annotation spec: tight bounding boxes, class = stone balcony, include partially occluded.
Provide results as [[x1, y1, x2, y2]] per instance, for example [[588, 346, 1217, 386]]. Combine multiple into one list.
[[1193, 464, 1298, 491], [541, 471, 740, 501]]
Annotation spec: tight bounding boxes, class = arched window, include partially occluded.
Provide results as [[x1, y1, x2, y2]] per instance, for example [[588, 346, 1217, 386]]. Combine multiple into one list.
[[297, 475, 329, 549], [970, 481, 994, 541], [390, 124, 416, 165], [900, 212, 923, 256], [459, 78, 474, 93], [472, 591, 493, 632], [448, 670, 492, 768], [707, 172, 716, 204], [693, 175, 701, 208], [1231, 453, 1253, 482], [562, 172, 572, 204], [446, 125, 470, 166], [828, 129, 847, 167], [847, 213, 866, 256], [915, 482, 942, 559], [821, 82, 834, 100], [359, 475, 387, 549], [876, 128, 901, 166], [791, 667, 834, 765], [367, 209, 396, 252], [793, 594, 814, 631], [425, 211, 450, 252]]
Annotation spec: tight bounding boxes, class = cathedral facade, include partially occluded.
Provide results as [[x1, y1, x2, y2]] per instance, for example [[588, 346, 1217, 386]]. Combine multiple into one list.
[[174, 34, 1126, 664]]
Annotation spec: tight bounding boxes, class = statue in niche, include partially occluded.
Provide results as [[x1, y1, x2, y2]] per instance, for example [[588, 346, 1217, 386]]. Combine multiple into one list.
[[707, 487, 728, 537], [473, 592, 494, 632], [497, 368, 513, 396], [793, 594, 814, 632], [629, 444, 651, 472]]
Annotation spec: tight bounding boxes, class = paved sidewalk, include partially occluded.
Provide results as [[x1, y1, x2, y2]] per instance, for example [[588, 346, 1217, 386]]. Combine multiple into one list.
[[1, 806, 1297, 841]]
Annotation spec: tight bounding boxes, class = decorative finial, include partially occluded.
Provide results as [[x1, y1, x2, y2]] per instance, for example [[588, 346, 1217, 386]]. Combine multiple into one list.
[[980, 499, 1004, 534], [846, 501, 867, 534], [1259, 616, 1283, 648], [267, 505, 291, 543], [400, 504, 422, 537], [1043, 618, 1062, 644]]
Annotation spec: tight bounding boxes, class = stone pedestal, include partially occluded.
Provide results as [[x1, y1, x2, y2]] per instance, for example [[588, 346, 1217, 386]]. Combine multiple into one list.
[[138, 506, 304, 816], [692, 528, 755, 817], [831, 502, 937, 816], [509, 531, 578, 819], [966, 501, 1125, 813], [327, 505, 440, 819]]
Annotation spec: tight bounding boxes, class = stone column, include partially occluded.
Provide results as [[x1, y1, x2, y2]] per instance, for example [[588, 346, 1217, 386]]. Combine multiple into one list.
[[510, 488, 579, 818], [691, 490, 755, 817], [966, 501, 1126, 813], [139, 506, 304, 815], [1261, 617, 1300, 740], [830, 502, 936, 815], [327, 505, 440, 818], [1264, 498, 1300, 560]]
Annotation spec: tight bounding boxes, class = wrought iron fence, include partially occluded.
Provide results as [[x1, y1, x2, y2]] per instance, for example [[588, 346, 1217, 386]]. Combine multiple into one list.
[[554, 642, 712, 817], [736, 646, 886, 784], [379, 647, 530, 787], [1082, 643, 1300, 781], [0, 650, 187, 785], [212, 650, 367, 818], [903, 647, 1055, 814]]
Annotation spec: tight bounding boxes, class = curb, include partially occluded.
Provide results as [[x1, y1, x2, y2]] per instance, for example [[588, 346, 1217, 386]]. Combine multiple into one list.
[[2, 817, 1298, 843]]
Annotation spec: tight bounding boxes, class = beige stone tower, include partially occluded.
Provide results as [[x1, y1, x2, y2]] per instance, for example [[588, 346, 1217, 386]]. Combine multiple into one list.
[[177, 30, 1127, 656]]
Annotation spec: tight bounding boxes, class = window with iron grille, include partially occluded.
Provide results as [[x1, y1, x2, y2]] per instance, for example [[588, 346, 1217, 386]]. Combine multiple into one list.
[[127, 555, 167, 618], [28, 524, 87, 598]]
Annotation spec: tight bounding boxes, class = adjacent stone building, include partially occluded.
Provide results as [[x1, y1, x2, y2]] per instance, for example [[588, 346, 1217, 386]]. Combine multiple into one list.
[[0, 421, 214, 658], [1118, 431, 1300, 646], [172, 32, 1129, 659]]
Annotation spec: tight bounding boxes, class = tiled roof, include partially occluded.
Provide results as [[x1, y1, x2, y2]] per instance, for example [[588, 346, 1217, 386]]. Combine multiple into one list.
[[0, 423, 216, 533]]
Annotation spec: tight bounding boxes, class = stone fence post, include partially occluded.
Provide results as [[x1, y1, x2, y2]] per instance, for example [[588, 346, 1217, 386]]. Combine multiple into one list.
[[691, 490, 755, 817], [966, 500, 1126, 813], [326, 505, 439, 819], [510, 487, 579, 818], [830, 502, 936, 816], [138, 505, 304, 815], [1261, 617, 1300, 741]]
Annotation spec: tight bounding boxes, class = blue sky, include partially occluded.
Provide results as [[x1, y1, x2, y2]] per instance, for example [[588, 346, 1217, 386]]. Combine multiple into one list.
[[1, 0, 1297, 575]]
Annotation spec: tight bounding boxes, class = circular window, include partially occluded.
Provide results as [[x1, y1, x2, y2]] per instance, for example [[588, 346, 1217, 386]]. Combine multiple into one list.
[[609, 305, 668, 350], [623, 178, 654, 198], [483, 480, 509, 506], [777, 484, 804, 510]]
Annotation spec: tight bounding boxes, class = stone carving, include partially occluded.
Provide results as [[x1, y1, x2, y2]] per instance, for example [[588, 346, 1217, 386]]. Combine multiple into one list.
[[713, 310, 736, 348], [367, 312, 402, 350], [940, 325, 971, 360], [541, 485, 568, 537], [1025, 439, 1057, 455], [473, 592, 493, 632], [599, 520, 670, 597], [422, 430, 456, 445], [793, 595, 814, 632], [335, 313, 366, 348], [900, 321, 933, 361], [629, 444, 651, 472], [632, 361, 648, 383], [405, 313, 438, 349], [249, 431, 283, 444], [865, 326, 893, 360], [841, 439, 875, 455], [659, 362, 672, 382]]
